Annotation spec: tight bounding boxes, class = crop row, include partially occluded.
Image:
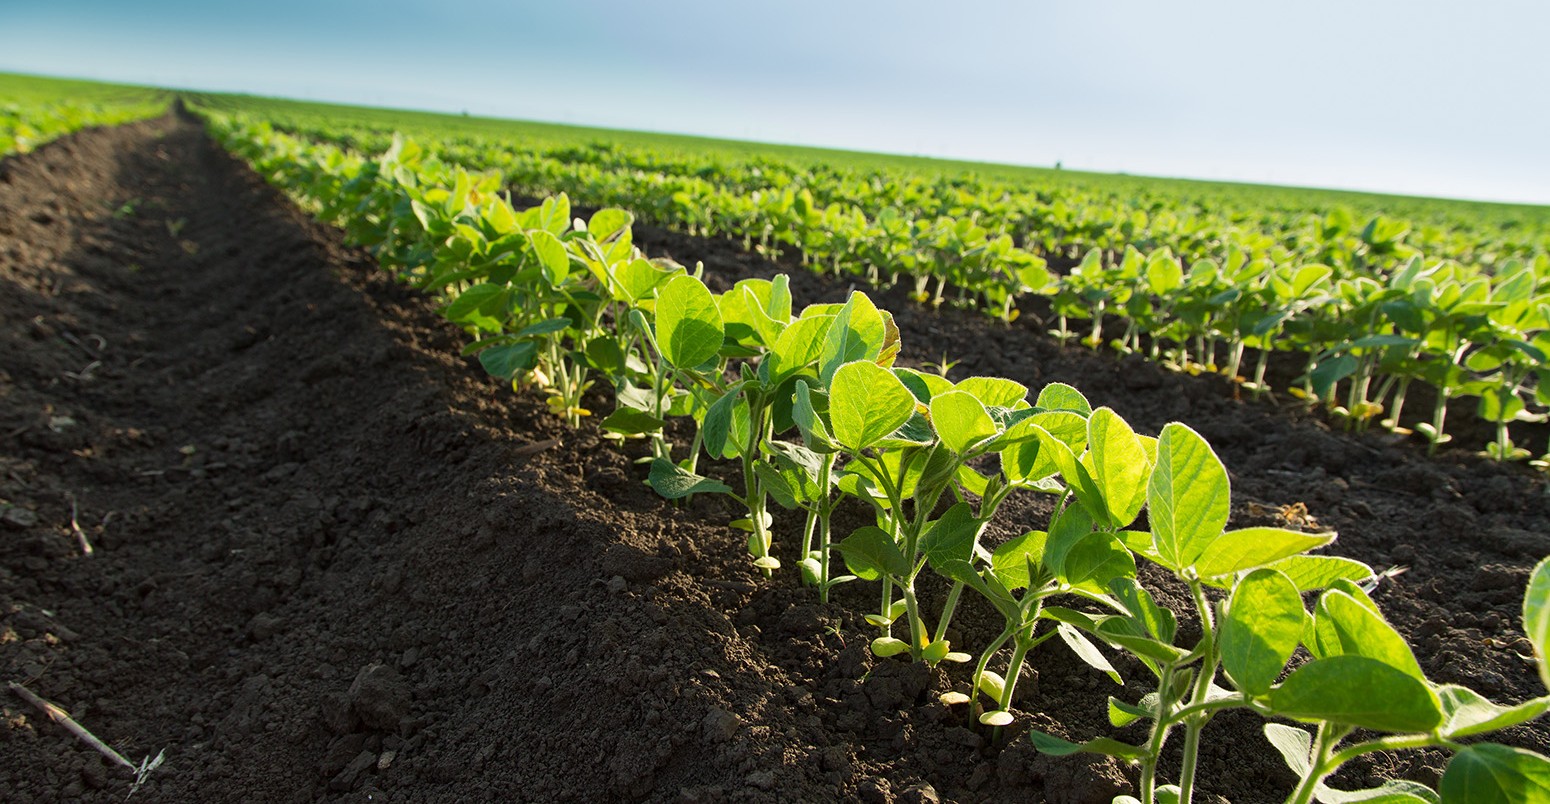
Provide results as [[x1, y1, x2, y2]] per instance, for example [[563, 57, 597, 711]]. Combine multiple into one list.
[[190, 101, 1550, 465], [197, 109, 1550, 802], [0, 76, 166, 159]]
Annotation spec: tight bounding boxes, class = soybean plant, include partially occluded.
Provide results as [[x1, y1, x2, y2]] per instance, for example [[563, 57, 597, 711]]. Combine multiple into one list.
[[1029, 423, 1550, 804]]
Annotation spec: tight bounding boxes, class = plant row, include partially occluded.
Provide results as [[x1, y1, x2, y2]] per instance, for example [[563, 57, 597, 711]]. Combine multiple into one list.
[[193, 102, 1550, 464], [202, 110, 1550, 804], [0, 95, 166, 159]]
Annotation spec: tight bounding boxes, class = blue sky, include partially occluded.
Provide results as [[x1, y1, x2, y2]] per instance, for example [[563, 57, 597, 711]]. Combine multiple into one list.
[[3, 0, 1547, 204]]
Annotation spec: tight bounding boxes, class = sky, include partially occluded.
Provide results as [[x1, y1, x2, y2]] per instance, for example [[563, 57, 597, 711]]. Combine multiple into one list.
[[2, 0, 1547, 205]]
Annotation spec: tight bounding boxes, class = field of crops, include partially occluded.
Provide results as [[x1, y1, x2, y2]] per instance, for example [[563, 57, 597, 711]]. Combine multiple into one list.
[[3, 73, 1550, 803]]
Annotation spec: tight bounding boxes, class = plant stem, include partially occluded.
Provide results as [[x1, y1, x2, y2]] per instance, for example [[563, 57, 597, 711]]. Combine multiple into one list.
[[1286, 722, 1356, 804], [1251, 345, 1272, 398], [1428, 388, 1451, 455], [815, 454, 835, 602], [997, 631, 1034, 713], [1386, 376, 1411, 430], [934, 582, 963, 644], [1176, 580, 1218, 804], [1226, 339, 1246, 378], [1138, 667, 1177, 804], [970, 625, 1016, 722], [799, 508, 818, 572]]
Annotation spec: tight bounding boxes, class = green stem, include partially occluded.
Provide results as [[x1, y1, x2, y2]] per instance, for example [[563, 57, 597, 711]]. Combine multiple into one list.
[[997, 630, 1035, 714], [1324, 732, 1450, 770], [814, 454, 836, 602], [879, 577, 895, 638], [1251, 343, 1271, 397], [970, 624, 1016, 722], [799, 508, 818, 574], [1176, 580, 1218, 804], [934, 582, 964, 644], [900, 585, 926, 657], [1138, 667, 1177, 804], [1385, 376, 1411, 431], [1286, 722, 1365, 804], [1428, 387, 1451, 455], [1226, 339, 1246, 378]]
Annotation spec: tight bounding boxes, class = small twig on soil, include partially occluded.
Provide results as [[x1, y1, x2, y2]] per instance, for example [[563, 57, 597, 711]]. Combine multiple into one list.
[[9, 681, 128, 770], [64, 360, 102, 382], [512, 438, 561, 459], [59, 330, 103, 358], [67, 494, 94, 556]]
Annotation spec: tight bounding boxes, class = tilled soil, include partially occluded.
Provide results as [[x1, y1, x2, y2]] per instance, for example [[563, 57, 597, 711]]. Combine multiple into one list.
[[1, 114, 1548, 804]]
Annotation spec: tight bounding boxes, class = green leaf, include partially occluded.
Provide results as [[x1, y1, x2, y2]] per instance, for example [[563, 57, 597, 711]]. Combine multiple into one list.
[[656, 274, 724, 369], [753, 461, 800, 510], [1035, 383, 1092, 415], [1270, 655, 1441, 732], [1043, 503, 1095, 578], [1220, 569, 1306, 696], [1056, 622, 1122, 684], [1146, 252, 1184, 295], [1059, 531, 1136, 595], [1312, 590, 1427, 681], [954, 376, 1028, 408], [1087, 407, 1150, 528], [583, 336, 626, 374], [1027, 730, 1148, 761], [1109, 577, 1178, 644], [1437, 686, 1550, 739], [1031, 410, 1090, 451], [876, 411, 936, 449], [829, 361, 916, 451], [741, 282, 785, 347], [871, 637, 911, 657], [1263, 555, 1375, 592], [1440, 744, 1550, 804], [1108, 693, 1160, 728], [792, 380, 835, 451], [615, 258, 677, 303], [1030, 427, 1107, 522], [701, 386, 746, 460], [646, 458, 731, 499], [1310, 355, 1359, 400], [838, 526, 910, 581], [931, 390, 998, 454], [512, 317, 572, 339], [1096, 628, 1191, 665], [896, 368, 954, 403], [1526, 557, 1550, 692], [477, 340, 537, 379], [528, 229, 570, 284], [1148, 422, 1230, 571], [538, 193, 570, 234], [598, 406, 665, 436], [920, 503, 982, 568], [819, 291, 886, 385], [587, 208, 633, 242], [991, 530, 1046, 591], [1196, 528, 1337, 579], [444, 282, 507, 329], [768, 313, 833, 384], [1314, 779, 1439, 804], [1263, 723, 1312, 776]]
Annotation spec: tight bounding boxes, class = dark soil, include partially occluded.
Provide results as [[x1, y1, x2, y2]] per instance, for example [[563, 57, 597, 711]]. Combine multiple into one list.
[[1, 115, 1547, 804]]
